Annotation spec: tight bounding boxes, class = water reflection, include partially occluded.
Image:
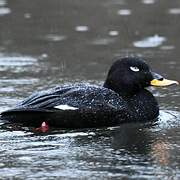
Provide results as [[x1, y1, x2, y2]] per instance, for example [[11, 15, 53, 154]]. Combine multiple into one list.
[[0, 0, 10, 16], [0, 0, 6, 6], [91, 37, 115, 45], [142, 0, 156, 4], [151, 139, 170, 166], [0, 7, 10, 15], [24, 13, 31, 19], [168, 8, 180, 15], [75, 26, 89, 32], [117, 9, 131, 16], [111, 123, 152, 154], [1, 109, 179, 179], [109, 30, 119, 36], [44, 34, 67, 42], [133, 35, 166, 48], [0, 55, 37, 66]]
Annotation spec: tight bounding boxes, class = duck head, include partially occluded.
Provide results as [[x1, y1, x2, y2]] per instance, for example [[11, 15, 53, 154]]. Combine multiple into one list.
[[104, 57, 179, 97]]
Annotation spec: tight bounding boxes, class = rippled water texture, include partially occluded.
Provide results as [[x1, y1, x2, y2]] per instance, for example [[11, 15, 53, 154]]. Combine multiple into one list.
[[0, 0, 179, 179]]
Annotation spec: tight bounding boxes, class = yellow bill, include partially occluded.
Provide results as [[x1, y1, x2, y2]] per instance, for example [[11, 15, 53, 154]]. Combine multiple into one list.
[[150, 79, 179, 87]]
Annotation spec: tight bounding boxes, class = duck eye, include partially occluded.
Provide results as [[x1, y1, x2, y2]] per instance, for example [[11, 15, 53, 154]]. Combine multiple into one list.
[[130, 66, 140, 72]]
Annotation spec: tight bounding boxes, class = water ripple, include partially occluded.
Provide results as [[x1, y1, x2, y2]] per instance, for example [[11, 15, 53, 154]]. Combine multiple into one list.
[[109, 31, 119, 36], [133, 35, 166, 48], [75, 26, 89, 32], [156, 110, 180, 130], [142, 0, 156, 4], [168, 8, 180, 15], [117, 9, 131, 16], [44, 34, 67, 42], [0, 108, 179, 179], [0, 56, 37, 66], [0, 7, 10, 16], [0, 0, 6, 6], [91, 38, 115, 45]]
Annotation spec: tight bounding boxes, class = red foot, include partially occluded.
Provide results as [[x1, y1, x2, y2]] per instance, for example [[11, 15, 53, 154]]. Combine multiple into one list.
[[35, 121, 49, 132]]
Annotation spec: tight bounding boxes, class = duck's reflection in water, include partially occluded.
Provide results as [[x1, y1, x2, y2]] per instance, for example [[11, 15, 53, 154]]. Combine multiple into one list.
[[111, 122, 171, 167]]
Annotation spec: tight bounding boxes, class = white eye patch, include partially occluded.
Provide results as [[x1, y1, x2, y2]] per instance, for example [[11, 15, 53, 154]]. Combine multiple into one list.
[[130, 66, 140, 72]]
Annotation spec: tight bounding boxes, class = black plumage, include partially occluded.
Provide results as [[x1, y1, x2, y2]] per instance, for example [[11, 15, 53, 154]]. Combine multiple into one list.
[[1, 57, 176, 128]]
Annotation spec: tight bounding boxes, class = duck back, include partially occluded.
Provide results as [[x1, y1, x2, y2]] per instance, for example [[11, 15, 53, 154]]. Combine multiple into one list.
[[1, 84, 131, 128]]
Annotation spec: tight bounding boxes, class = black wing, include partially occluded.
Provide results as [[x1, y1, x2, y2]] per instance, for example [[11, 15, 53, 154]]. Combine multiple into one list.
[[0, 84, 129, 127], [9, 84, 126, 110]]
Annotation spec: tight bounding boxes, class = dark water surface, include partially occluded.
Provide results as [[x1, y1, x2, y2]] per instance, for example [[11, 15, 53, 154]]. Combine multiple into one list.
[[0, 0, 180, 179]]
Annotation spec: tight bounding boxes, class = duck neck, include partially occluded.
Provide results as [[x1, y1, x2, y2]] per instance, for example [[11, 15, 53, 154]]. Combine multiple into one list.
[[103, 80, 136, 98]]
